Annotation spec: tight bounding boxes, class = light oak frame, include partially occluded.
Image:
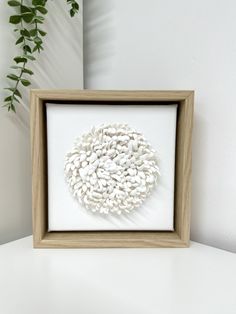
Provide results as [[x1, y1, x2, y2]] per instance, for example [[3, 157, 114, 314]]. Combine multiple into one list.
[[30, 90, 194, 248]]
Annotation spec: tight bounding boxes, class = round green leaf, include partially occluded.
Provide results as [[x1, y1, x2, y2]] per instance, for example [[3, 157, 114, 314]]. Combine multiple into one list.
[[70, 9, 75, 17], [8, 1, 21, 6], [20, 29, 31, 37], [23, 45, 32, 53], [9, 15, 21, 24], [14, 56, 27, 63], [21, 79, 31, 86], [72, 2, 79, 10], [22, 68, 34, 75], [38, 29, 47, 36], [21, 13, 34, 23], [32, 0, 45, 5], [36, 6, 48, 14], [30, 29, 38, 37]]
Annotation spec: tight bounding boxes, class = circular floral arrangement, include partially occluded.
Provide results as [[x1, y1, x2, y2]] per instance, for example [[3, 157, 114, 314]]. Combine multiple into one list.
[[64, 123, 160, 215]]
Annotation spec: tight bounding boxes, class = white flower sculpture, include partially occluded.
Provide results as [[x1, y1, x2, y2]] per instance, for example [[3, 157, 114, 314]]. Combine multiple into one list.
[[64, 124, 160, 215]]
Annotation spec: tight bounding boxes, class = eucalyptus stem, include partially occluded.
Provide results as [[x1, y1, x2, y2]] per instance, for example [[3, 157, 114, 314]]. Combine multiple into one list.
[[4, 0, 80, 113], [10, 0, 27, 112]]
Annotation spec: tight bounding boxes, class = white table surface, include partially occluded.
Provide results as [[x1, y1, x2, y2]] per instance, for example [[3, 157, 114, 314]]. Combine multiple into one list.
[[0, 237, 235, 314]]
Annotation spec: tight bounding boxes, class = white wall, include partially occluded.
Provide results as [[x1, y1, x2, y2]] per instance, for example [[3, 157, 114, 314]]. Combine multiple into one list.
[[84, 0, 236, 252], [0, 0, 83, 244], [1, 0, 235, 252]]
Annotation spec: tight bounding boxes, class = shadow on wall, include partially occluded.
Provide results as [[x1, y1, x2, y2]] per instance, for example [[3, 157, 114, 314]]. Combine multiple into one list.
[[191, 112, 208, 242], [0, 0, 29, 129], [0, 0, 83, 244], [1, 0, 83, 129], [191, 109, 236, 253], [0, 1, 31, 245], [83, 0, 116, 87], [30, 0, 83, 92]]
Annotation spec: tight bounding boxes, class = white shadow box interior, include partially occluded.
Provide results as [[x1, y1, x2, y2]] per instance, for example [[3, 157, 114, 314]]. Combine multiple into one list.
[[46, 103, 177, 231]]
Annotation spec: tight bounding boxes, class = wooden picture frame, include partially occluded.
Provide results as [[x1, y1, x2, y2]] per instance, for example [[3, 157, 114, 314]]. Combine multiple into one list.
[[30, 90, 194, 248]]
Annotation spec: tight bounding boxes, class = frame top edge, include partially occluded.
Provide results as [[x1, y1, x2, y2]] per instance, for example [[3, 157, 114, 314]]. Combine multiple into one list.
[[30, 89, 194, 101]]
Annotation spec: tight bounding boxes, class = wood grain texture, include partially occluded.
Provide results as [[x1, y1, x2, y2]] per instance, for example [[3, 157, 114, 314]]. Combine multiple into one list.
[[174, 93, 194, 246], [30, 92, 48, 247], [37, 232, 187, 248], [31, 89, 193, 101], [30, 90, 194, 248]]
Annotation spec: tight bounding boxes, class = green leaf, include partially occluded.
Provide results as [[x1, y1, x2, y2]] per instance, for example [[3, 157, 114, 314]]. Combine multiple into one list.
[[35, 5, 48, 14], [72, 2, 79, 10], [22, 68, 34, 75], [7, 74, 19, 81], [11, 104, 16, 113], [5, 87, 22, 98], [14, 89, 22, 98], [21, 79, 31, 86], [34, 19, 43, 24], [23, 45, 32, 53], [32, 16, 44, 24], [20, 5, 32, 13], [30, 29, 37, 36], [33, 15, 44, 21], [14, 56, 27, 63], [20, 29, 31, 37], [3, 102, 13, 110], [70, 9, 75, 17], [34, 37, 42, 44], [21, 12, 34, 23], [32, 45, 38, 52], [33, 44, 44, 52], [38, 29, 47, 36], [33, 44, 43, 52], [8, 1, 21, 6], [9, 15, 21, 24], [32, 0, 45, 5], [15, 36, 24, 45], [4, 96, 12, 102]]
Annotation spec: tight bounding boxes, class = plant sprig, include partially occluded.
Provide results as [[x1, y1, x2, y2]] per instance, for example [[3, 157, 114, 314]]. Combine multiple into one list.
[[4, 0, 80, 112], [66, 0, 79, 17]]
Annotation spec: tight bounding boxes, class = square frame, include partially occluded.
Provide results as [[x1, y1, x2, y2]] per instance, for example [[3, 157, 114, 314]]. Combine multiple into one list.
[[30, 90, 194, 248]]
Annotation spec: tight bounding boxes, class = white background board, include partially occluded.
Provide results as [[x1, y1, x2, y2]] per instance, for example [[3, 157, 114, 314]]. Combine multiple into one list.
[[47, 103, 177, 231]]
